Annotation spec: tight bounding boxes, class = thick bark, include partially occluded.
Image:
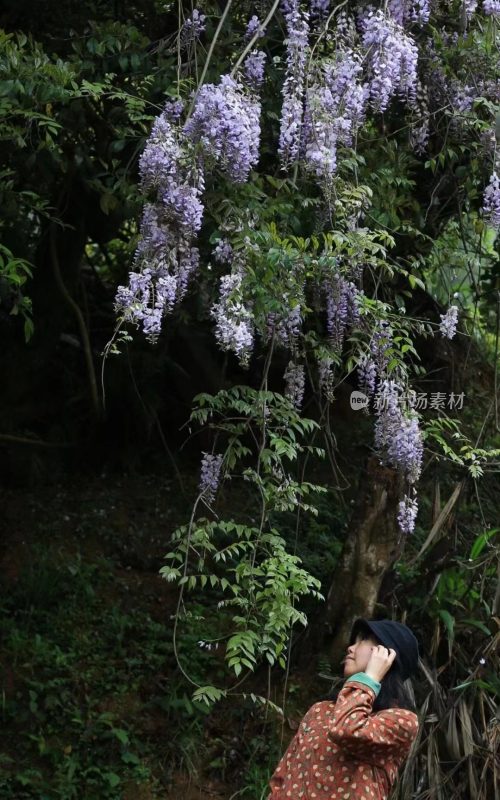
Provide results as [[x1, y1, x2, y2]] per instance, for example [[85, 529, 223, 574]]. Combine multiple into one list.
[[323, 455, 404, 667]]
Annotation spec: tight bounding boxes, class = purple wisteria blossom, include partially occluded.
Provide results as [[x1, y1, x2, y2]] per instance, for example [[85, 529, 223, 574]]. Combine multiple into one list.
[[463, 0, 478, 17], [360, 9, 419, 112], [358, 357, 378, 397], [310, 0, 331, 19], [374, 380, 423, 484], [323, 275, 361, 350], [398, 494, 418, 533], [184, 75, 261, 182], [370, 321, 393, 372], [243, 50, 267, 91], [483, 0, 500, 15], [245, 15, 264, 40], [213, 239, 234, 265], [409, 81, 430, 154], [387, 414, 423, 483], [318, 355, 335, 401], [279, 0, 310, 168], [139, 114, 182, 193], [482, 171, 500, 229], [388, 0, 430, 26], [266, 303, 302, 348], [439, 305, 459, 339], [181, 9, 206, 47], [302, 49, 368, 180], [164, 98, 184, 122], [211, 272, 254, 365], [199, 452, 223, 503], [284, 361, 305, 408], [115, 112, 204, 339]]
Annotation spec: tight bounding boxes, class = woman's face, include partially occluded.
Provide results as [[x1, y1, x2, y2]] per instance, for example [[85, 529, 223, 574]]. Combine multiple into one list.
[[343, 631, 381, 677]]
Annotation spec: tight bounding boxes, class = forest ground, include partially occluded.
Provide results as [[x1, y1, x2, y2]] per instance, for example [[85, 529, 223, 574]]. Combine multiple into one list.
[[1, 471, 323, 800]]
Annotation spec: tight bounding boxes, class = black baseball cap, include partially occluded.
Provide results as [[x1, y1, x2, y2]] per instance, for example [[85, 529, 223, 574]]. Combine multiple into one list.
[[349, 618, 420, 680]]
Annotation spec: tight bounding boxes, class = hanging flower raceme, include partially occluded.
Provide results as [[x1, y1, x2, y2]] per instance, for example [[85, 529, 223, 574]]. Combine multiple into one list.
[[199, 452, 223, 504], [483, 0, 500, 15], [211, 271, 255, 366], [360, 9, 419, 113], [323, 275, 361, 350], [245, 14, 264, 40], [398, 494, 419, 534], [278, 0, 310, 168], [318, 355, 335, 401], [184, 75, 261, 183], [181, 8, 206, 47], [439, 305, 459, 339], [357, 320, 393, 398], [463, 0, 478, 17], [241, 14, 267, 92], [115, 111, 204, 339], [482, 171, 500, 229], [387, 0, 430, 26], [284, 361, 306, 409], [374, 380, 423, 486], [409, 80, 430, 154], [310, 0, 331, 20], [243, 50, 267, 91], [213, 239, 234, 265], [370, 320, 393, 371], [358, 357, 377, 397], [267, 302, 302, 349], [302, 49, 368, 180]]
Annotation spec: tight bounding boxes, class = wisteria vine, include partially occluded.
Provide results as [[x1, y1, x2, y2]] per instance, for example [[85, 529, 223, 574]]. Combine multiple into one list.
[[113, 1, 499, 540]]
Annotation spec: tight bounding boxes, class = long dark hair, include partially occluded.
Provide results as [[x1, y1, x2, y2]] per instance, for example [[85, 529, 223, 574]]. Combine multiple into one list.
[[325, 664, 416, 713], [324, 624, 417, 713]]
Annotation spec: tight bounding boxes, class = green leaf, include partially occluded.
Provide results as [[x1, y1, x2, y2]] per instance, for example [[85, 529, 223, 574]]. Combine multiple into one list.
[[470, 529, 498, 560], [104, 772, 120, 788], [438, 609, 455, 643]]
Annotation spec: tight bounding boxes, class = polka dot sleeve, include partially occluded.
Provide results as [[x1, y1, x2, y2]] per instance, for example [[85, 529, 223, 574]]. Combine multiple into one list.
[[268, 730, 299, 794], [327, 680, 419, 763]]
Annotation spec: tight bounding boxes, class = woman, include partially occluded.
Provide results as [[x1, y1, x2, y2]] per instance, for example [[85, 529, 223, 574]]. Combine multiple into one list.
[[268, 618, 420, 800]]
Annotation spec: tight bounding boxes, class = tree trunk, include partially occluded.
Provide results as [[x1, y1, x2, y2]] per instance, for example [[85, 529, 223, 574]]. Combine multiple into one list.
[[324, 455, 404, 666]]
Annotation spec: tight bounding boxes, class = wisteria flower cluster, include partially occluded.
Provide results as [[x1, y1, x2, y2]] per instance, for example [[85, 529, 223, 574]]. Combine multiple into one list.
[[184, 75, 261, 183], [213, 238, 234, 265], [318, 355, 335, 401], [387, 0, 430, 26], [357, 320, 394, 396], [397, 493, 419, 534], [482, 171, 500, 229], [374, 379, 423, 533], [211, 271, 255, 365], [483, 0, 500, 15], [360, 9, 419, 112], [267, 302, 302, 349], [409, 81, 430, 154], [358, 357, 378, 397], [199, 452, 223, 504], [324, 274, 361, 350], [115, 112, 204, 338], [284, 361, 306, 408], [439, 305, 459, 339], [463, 0, 478, 18], [243, 50, 267, 91], [302, 49, 368, 180], [310, 0, 331, 19], [245, 15, 264, 41], [180, 9, 206, 48], [278, 0, 310, 168]]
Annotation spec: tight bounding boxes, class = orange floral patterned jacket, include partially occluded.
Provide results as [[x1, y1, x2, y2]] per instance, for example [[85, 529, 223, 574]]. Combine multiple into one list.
[[268, 673, 419, 800]]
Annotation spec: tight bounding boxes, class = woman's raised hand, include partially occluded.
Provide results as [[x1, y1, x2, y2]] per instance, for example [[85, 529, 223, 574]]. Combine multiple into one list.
[[364, 645, 397, 682]]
